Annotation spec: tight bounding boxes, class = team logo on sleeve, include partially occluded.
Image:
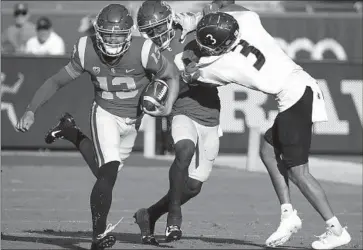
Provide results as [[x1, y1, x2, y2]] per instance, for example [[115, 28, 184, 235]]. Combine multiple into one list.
[[93, 67, 100, 75]]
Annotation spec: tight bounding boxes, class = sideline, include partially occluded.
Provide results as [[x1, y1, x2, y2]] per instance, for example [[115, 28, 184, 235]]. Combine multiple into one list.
[[2, 151, 362, 186]]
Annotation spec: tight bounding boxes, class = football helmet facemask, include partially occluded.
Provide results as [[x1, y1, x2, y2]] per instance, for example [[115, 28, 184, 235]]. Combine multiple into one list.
[[94, 4, 134, 57], [137, 1, 175, 50], [196, 12, 239, 56]]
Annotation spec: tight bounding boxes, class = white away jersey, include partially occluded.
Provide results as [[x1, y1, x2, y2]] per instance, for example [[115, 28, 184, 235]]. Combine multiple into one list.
[[196, 11, 312, 112]]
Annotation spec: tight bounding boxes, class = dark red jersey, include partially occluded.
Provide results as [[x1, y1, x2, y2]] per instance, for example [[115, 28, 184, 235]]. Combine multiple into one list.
[[161, 28, 220, 127], [65, 35, 166, 119]]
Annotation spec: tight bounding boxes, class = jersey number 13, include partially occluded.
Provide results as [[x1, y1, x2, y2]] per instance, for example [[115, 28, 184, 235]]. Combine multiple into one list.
[[96, 76, 138, 100]]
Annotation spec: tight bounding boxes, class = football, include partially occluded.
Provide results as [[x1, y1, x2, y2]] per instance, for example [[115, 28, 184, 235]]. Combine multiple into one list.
[[142, 79, 169, 112]]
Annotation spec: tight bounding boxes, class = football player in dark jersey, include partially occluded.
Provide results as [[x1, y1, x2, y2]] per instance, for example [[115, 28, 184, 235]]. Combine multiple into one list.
[[16, 4, 179, 250], [133, 0, 222, 244]]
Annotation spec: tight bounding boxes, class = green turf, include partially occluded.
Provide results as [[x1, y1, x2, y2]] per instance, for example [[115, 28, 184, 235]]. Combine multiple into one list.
[[1, 159, 362, 249]]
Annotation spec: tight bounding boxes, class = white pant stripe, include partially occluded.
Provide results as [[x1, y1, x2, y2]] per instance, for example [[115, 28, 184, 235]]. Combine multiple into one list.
[[90, 103, 104, 166]]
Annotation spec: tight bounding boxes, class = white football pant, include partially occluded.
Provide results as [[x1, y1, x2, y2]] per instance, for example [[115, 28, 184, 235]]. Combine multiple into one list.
[[171, 115, 222, 182], [90, 102, 138, 171]]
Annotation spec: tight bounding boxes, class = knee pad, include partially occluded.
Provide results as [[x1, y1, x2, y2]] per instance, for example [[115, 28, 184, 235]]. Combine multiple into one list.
[[185, 177, 203, 198], [98, 161, 120, 186], [174, 139, 196, 167]]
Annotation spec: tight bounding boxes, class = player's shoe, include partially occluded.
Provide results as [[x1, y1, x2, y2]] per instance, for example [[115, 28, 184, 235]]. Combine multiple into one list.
[[165, 225, 182, 242], [265, 209, 302, 247], [44, 112, 78, 144], [311, 227, 351, 249], [133, 208, 159, 246], [90, 218, 123, 250]]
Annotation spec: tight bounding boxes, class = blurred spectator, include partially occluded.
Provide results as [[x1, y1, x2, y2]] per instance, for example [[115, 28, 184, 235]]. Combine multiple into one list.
[[354, 1, 362, 13], [25, 16, 65, 56], [1, 3, 36, 54], [78, 15, 96, 36]]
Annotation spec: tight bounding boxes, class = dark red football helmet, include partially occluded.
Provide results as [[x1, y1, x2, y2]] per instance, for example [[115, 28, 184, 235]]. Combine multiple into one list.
[[137, 1, 175, 50], [196, 12, 239, 56], [94, 4, 134, 57]]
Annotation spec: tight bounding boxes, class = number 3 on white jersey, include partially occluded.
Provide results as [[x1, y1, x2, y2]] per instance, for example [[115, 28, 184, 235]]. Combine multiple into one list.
[[96, 76, 138, 100], [232, 39, 266, 71]]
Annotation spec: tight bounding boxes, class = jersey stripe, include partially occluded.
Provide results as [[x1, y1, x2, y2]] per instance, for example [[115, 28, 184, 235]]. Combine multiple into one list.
[[64, 62, 81, 79], [141, 39, 153, 68], [78, 36, 87, 69]]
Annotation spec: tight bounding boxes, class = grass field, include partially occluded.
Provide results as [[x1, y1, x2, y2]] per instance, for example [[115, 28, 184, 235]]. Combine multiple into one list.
[[1, 153, 362, 249]]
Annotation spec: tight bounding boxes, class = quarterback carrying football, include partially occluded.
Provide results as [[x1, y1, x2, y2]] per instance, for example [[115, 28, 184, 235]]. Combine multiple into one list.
[[16, 4, 179, 250], [181, 2, 351, 249], [134, 0, 221, 244]]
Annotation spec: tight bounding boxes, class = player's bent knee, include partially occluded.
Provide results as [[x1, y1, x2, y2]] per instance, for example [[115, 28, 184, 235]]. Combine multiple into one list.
[[286, 163, 309, 184], [189, 161, 213, 182], [189, 171, 210, 182], [174, 139, 195, 165], [282, 154, 308, 170], [98, 161, 120, 186], [185, 177, 203, 198]]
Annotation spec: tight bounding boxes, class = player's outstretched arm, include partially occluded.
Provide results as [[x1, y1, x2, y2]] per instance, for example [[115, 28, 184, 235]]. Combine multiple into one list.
[[17, 36, 86, 132], [16, 67, 75, 132]]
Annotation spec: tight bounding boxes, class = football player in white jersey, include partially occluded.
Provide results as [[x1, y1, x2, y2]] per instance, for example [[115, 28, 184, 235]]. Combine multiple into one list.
[[181, 6, 352, 250]]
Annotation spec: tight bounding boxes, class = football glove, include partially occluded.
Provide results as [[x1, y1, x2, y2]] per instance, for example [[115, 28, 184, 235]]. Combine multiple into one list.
[[181, 61, 201, 86]]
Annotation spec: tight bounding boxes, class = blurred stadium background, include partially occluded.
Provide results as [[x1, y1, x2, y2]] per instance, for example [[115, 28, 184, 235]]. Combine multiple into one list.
[[1, 1, 362, 249]]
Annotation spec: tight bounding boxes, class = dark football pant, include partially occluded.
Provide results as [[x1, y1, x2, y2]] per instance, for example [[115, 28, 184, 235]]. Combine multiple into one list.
[[264, 86, 314, 168]]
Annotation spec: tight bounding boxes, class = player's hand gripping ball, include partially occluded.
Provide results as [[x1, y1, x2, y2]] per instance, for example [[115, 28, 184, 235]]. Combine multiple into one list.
[[142, 79, 169, 112]]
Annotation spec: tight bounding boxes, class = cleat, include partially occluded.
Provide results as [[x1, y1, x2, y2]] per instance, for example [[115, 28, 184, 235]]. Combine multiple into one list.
[[311, 227, 351, 249], [141, 235, 159, 246], [91, 235, 116, 250], [91, 218, 123, 250], [133, 208, 159, 246], [265, 209, 302, 247], [165, 225, 182, 242], [45, 112, 78, 144]]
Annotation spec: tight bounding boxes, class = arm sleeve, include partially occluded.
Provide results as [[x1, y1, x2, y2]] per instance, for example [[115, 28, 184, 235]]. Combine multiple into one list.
[[64, 37, 86, 78], [26, 67, 75, 113]]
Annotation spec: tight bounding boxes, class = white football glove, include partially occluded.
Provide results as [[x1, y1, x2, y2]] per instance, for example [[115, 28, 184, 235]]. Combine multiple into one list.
[[174, 12, 202, 40]]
